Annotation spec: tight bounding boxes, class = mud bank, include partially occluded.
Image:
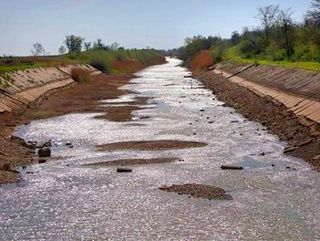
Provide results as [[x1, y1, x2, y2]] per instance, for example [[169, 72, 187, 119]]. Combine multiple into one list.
[[196, 69, 320, 170]]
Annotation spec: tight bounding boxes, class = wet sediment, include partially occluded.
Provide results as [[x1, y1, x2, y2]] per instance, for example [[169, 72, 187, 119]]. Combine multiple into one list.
[[85, 157, 180, 167], [159, 183, 232, 200]]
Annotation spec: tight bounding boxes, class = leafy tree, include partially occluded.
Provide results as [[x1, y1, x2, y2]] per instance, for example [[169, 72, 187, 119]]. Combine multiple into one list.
[[230, 31, 240, 45], [64, 35, 84, 53], [31, 42, 45, 56], [92, 38, 106, 50], [84, 42, 92, 51], [58, 45, 67, 55]]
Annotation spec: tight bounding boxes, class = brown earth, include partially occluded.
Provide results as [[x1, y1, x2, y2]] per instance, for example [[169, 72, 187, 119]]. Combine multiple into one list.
[[159, 183, 232, 200], [0, 58, 166, 185], [85, 157, 181, 167], [96, 140, 207, 151], [196, 71, 320, 171]]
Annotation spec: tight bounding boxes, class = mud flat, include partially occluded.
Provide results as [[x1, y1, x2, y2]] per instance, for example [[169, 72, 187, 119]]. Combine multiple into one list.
[[85, 157, 179, 167], [96, 140, 207, 151], [159, 183, 232, 200]]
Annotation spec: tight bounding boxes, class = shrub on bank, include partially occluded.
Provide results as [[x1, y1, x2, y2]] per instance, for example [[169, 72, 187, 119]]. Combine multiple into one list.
[[71, 68, 91, 83]]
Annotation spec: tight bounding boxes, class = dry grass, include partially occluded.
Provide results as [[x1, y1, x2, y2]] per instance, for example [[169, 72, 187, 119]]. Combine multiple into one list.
[[71, 68, 91, 83]]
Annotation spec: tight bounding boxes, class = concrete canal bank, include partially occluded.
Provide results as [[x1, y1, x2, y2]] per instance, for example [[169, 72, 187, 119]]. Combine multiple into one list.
[[0, 64, 100, 113], [213, 61, 320, 124]]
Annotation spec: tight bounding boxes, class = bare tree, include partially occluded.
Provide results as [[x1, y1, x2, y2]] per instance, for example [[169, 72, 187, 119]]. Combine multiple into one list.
[[256, 5, 280, 46], [307, 0, 320, 26], [31, 43, 45, 56], [279, 8, 295, 58]]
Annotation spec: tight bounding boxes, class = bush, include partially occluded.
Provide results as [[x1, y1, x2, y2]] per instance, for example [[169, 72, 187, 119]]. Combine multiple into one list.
[[71, 68, 91, 83]]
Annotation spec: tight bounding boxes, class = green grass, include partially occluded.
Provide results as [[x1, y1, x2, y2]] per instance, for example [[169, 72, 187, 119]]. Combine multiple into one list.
[[0, 56, 81, 74], [223, 46, 320, 71]]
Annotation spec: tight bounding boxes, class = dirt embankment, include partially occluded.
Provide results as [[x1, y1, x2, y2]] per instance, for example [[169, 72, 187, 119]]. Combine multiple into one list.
[[0, 58, 166, 185], [195, 71, 320, 170]]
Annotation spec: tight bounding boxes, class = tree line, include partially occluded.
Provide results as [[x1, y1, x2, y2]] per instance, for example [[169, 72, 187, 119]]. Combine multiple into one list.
[[31, 35, 122, 56], [174, 0, 320, 65]]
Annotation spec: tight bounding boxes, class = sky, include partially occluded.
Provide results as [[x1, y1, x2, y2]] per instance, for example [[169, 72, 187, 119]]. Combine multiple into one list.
[[0, 0, 312, 56]]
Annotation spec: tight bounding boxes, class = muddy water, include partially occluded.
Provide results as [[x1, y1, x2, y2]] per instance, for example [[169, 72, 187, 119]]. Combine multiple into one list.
[[1, 58, 320, 240]]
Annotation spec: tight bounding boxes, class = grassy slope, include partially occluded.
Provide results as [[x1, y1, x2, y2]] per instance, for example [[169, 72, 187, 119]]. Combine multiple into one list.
[[224, 46, 320, 71]]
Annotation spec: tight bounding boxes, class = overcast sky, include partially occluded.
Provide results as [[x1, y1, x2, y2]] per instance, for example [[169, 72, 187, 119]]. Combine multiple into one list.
[[0, 0, 311, 56]]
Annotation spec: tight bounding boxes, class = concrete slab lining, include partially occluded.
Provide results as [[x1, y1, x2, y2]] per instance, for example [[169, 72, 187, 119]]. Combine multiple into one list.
[[213, 63, 320, 124], [0, 64, 101, 114]]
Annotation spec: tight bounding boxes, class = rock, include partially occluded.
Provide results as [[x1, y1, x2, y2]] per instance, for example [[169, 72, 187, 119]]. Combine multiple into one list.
[[38, 159, 47, 164], [65, 142, 72, 146], [284, 146, 297, 153], [20, 141, 36, 150], [221, 165, 243, 170], [38, 147, 51, 157], [297, 116, 314, 127], [297, 139, 312, 147], [117, 167, 132, 173], [200, 109, 205, 112], [22, 166, 27, 169], [10, 135, 24, 141], [312, 155, 320, 160], [259, 152, 266, 156], [43, 140, 52, 147], [1, 163, 11, 171]]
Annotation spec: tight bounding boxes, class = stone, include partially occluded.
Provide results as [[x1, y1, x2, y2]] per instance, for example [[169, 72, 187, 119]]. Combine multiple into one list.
[[117, 167, 132, 173], [38, 159, 47, 164], [38, 147, 51, 157], [221, 165, 243, 170], [284, 146, 297, 153]]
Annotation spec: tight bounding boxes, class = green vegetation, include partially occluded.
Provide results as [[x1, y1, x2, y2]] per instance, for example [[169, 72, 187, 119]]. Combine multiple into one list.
[[0, 35, 163, 74], [174, 0, 320, 71]]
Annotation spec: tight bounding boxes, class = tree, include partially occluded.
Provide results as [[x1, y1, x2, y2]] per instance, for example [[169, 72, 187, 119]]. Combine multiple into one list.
[[279, 8, 296, 58], [84, 42, 91, 51], [306, 0, 320, 26], [230, 31, 240, 45], [256, 5, 280, 46], [64, 35, 84, 53], [92, 38, 106, 50], [109, 42, 119, 51], [31, 43, 45, 56], [58, 45, 67, 55]]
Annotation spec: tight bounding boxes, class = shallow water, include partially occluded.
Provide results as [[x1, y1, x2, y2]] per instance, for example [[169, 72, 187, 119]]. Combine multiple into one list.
[[1, 58, 320, 240]]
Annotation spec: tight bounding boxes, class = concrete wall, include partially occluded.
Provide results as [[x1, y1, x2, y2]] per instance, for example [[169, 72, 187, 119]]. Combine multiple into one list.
[[214, 61, 320, 124], [0, 64, 101, 113]]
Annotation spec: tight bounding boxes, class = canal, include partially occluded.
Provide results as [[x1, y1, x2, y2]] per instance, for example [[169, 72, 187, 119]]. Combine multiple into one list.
[[1, 58, 320, 240]]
